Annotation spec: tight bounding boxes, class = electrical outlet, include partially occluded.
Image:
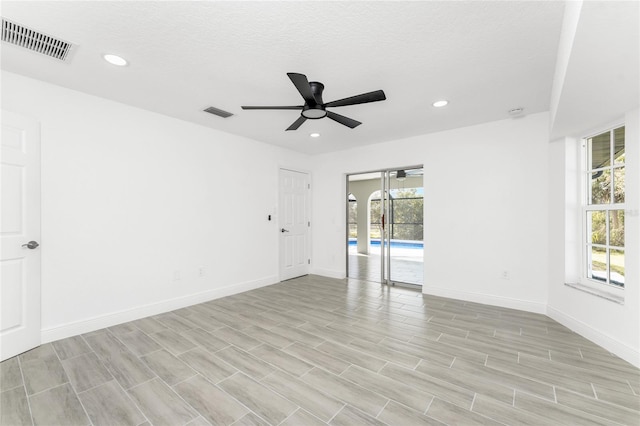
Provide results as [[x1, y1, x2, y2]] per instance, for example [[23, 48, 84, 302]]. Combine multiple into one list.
[[173, 270, 181, 281], [198, 266, 206, 278], [501, 270, 510, 280]]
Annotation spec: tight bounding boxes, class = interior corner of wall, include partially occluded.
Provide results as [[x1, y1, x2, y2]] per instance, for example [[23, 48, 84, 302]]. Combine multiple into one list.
[[549, 0, 584, 133], [547, 304, 640, 368]]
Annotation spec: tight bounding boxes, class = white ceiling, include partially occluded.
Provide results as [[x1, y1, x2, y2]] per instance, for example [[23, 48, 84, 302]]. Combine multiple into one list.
[[1, 1, 567, 154], [551, 1, 639, 139]]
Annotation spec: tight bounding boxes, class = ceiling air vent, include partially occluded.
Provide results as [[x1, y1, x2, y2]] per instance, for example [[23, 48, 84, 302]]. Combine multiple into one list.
[[203, 106, 233, 118], [1, 18, 74, 61]]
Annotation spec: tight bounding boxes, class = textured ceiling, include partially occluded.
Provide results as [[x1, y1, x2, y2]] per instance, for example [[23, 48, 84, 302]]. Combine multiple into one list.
[[1, 1, 566, 154]]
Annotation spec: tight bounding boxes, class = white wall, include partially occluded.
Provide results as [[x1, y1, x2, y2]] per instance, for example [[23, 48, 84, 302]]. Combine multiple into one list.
[[545, 0, 639, 367], [550, 1, 639, 139], [3, 70, 637, 367], [312, 112, 550, 313], [548, 0, 581, 131], [547, 108, 640, 367], [1, 71, 311, 342]]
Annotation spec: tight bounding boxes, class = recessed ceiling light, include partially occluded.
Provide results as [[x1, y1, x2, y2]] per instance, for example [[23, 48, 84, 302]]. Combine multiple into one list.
[[103, 54, 127, 66], [310, 133, 321, 138], [432, 100, 448, 108]]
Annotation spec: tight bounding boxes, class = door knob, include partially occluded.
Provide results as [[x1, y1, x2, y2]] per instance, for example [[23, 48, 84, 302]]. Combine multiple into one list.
[[281, 228, 289, 233], [22, 241, 39, 249]]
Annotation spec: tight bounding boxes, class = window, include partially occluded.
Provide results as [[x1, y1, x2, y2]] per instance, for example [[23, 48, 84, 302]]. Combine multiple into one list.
[[584, 126, 625, 288]]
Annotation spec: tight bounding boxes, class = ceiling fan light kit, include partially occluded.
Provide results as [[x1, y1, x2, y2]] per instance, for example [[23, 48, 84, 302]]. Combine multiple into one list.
[[302, 108, 327, 119], [242, 73, 386, 131]]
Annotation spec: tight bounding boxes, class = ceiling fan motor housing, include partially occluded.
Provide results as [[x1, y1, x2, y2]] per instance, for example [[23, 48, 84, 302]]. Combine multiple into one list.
[[302, 82, 327, 119]]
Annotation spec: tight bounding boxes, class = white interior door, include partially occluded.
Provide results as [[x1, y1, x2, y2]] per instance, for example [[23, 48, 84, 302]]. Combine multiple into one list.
[[1, 110, 41, 361], [279, 168, 310, 281]]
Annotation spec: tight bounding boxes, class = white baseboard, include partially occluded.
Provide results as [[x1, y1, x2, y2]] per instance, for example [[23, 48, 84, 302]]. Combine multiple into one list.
[[422, 285, 548, 314], [41, 275, 278, 343], [547, 305, 640, 368], [40, 273, 639, 369], [420, 285, 639, 367], [310, 267, 346, 280]]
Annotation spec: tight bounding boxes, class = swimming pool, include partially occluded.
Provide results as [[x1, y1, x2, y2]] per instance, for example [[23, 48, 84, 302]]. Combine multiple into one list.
[[348, 239, 423, 249]]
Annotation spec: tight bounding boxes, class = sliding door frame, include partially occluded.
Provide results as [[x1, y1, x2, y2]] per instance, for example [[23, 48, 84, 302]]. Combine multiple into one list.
[[346, 165, 423, 287]]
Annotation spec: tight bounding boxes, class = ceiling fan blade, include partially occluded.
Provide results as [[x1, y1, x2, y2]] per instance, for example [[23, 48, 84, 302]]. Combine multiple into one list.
[[327, 111, 361, 128], [287, 73, 318, 105], [324, 90, 386, 108], [241, 106, 302, 110], [286, 116, 307, 131]]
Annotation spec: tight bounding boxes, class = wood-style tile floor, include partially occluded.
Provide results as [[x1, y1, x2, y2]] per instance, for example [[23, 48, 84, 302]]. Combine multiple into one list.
[[1, 275, 638, 425]]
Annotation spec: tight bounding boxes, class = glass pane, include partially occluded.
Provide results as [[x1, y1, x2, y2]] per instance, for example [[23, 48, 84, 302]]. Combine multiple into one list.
[[369, 199, 382, 239], [589, 169, 611, 204], [609, 209, 624, 247], [610, 249, 625, 287], [348, 224, 357, 239], [390, 196, 424, 240], [588, 131, 611, 170], [587, 211, 606, 245], [347, 171, 383, 284], [614, 126, 625, 164], [588, 246, 607, 282], [613, 166, 625, 203], [389, 167, 424, 287], [349, 193, 358, 241], [348, 199, 357, 223]]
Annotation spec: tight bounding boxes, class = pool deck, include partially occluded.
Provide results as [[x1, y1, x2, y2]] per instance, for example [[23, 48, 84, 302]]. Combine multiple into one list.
[[348, 245, 423, 286]]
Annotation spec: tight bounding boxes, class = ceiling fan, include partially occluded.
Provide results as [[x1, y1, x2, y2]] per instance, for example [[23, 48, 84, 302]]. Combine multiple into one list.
[[241, 73, 386, 131]]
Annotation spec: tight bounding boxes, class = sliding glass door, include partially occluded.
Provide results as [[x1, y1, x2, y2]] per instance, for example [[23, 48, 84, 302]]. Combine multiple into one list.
[[347, 166, 423, 287]]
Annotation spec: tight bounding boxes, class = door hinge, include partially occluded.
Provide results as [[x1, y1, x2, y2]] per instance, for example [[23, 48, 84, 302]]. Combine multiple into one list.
[[308, 183, 310, 189], [308, 221, 310, 227], [308, 259, 311, 264]]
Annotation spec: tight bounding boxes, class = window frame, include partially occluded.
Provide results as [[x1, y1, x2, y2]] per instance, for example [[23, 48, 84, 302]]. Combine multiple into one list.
[[580, 124, 626, 291]]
